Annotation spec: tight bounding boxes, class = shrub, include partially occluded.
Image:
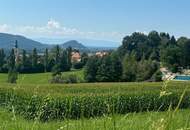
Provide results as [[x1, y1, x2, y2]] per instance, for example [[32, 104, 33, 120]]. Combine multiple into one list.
[[7, 69, 18, 83], [152, 70, 162, 82], [50, 74, 79, 84]]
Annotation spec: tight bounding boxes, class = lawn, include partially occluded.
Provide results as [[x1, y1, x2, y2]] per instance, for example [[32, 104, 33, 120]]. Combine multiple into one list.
[[0, 108, 190, 130], [0, 69, 84, 84]]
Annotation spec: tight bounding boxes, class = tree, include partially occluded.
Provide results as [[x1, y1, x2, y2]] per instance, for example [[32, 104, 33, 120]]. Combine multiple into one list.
[[22, 50, 27, 66], [44, 48, 49, 72], [160, 45, 182, 73], [51, 45, 62, 78], [0, 49, 5, 72], [7, 49, 18, 83], [110, 51, 122, 82], [60, 50, 68, 71], [8, 49, 16, 70], [96, 55, 113, 82], [32, 48, 38, 69], [179, 40, 190, 68], [81, 52, 88, 66], [170, 36, 177, 45], [55, 45, 60, 65], [84, 56, 100, 82], [136, 59, 159, 81], [122, 52, 137, 82], [66, 47, 72, 71], [148, 31, 161, 47]]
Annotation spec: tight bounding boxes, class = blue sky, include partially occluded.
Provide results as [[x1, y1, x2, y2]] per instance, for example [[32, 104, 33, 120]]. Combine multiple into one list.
[[0, 0, 190, 43]]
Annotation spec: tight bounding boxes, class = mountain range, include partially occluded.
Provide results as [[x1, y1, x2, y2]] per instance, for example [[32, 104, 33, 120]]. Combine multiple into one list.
[[0, 33, 48, 50], [0, 33, 118, 51]]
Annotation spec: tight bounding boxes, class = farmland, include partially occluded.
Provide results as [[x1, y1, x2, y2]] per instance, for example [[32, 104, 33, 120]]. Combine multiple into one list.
[[0, 71, 190, 129]]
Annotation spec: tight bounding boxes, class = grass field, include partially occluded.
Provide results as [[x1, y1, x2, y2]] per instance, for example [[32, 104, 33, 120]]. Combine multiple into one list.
[[0, 69, 84, 84], [1, 108, 190, 130], [0, 71, 190, 129]]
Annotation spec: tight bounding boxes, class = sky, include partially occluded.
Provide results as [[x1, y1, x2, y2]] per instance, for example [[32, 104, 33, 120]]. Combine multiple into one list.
[[0, 0, 190, 45]]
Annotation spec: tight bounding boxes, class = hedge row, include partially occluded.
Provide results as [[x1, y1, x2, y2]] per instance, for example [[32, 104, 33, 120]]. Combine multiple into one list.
[[0, 89, 190, 122]]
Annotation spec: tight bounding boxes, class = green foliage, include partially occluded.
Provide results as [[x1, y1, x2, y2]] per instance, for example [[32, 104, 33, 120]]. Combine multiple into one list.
[[44, 48, 49, 72], [152, 70, 162, 82], [7, 69, 18, 83], [122, 52, 137, 82], [160, 45, 182, 73], [50, 74, 80, 84], [117, 31, 190, 73], [96, 55, 113, 82], [32, 48, 38, 68], [73, 62, 83, 69], [0, 49, 6, 72], [8, 49, 16, 70], [110, 51, 123, 82], [66, 47, 72, 71], [84, 56, 100, 82], [51, 64, 62, 77]]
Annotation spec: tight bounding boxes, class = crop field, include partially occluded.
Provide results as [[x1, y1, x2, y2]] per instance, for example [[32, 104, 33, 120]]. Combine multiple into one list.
[[0, 71, 190, 129]]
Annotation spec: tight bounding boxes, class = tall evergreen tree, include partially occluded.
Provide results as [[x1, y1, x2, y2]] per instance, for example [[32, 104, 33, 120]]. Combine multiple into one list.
[[96, 55, 113, 82], [52, 45, 62, 76], [110, 52, 122, 82], [22, 50, 27, 66], [66, 47, 72, 71], [7, 49, 18, 83], [0, 49, 5, 71], [84, 56, 100, 82], [60, 50, 68, 71], [32, 48, 38, 68], [55, 45, 60, 64], [44, 48, 49, 72]]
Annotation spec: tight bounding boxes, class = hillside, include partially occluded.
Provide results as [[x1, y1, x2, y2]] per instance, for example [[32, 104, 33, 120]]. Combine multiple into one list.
[[62, 40, 86, 49], [0, 33, 48, 50]]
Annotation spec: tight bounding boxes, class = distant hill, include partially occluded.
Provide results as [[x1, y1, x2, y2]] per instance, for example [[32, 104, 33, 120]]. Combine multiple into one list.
[[62, 40, 86, 49], [0, 33, 48, 50]]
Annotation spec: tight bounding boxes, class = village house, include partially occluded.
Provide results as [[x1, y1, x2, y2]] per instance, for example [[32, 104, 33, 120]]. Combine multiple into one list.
[[71, 51, 81, 63], [95, 51, 108, 57]]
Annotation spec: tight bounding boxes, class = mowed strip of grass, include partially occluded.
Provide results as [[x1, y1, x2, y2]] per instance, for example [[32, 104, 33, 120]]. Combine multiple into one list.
[[0, 69, 84, 85], [0, 108, 190, 130]]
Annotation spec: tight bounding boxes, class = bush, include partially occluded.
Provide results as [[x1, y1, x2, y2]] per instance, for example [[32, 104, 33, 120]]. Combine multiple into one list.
[[7, 69, 18, 83], [50, 74, 79, 84], [152, 70, 162, 82]]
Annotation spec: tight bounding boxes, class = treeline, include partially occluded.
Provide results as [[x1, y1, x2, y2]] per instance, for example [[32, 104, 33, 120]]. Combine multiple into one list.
[[84, 51, 161, 82], [0, 44, 89, 75], [118, 31, 190, 73], [85, 31, 190, 82], [0, 46, 72, 74]]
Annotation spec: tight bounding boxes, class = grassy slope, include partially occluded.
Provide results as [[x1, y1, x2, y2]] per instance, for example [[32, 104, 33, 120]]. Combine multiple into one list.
[[0, 108, 190, 130]]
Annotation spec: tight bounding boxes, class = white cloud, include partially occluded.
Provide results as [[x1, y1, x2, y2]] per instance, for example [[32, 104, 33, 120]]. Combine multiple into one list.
[[47, 19, 60, 29], [0, 24, 10, 32], [0, 19, 125, 41]]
